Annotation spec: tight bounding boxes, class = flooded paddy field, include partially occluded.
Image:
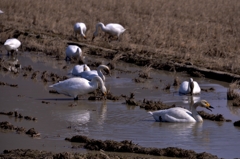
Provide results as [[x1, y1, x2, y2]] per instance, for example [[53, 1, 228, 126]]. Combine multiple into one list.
[[0, 49, 240, 159]]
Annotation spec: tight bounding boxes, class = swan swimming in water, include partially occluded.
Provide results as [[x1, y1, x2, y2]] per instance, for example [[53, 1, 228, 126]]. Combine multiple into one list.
[[73, 22, 87, 39], [4, 38, 21, 55], [149, 100, 213, 122], [76, 65, 110, 81], [70, 64, 91, 76], [65, 45, 83, 61], [179, 78, 201, 95], [92, 22, 126, 42], [49, 76, 107, 100]]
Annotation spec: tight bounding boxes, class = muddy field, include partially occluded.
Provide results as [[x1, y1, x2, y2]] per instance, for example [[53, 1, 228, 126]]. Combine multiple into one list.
[[0, 1, 240, 159]]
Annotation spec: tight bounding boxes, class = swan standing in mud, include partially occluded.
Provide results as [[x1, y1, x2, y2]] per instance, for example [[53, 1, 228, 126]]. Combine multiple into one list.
[[92, 22, 126, 42], [149, 100, 213, 122], [65, 45, 84, 62], [49, 76, 107, 100], [70, 64, 91, 76], [4, 38, 21, 55], [74, 22, 87, 39], [76, 65, 110, 82], [179, 78, 201, 95]]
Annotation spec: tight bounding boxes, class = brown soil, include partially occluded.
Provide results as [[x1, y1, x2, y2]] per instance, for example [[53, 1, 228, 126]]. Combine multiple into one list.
[[233, 120, 240, 127], [1, 1, 240, 83], [0, 111, 37, 121], [0, 1, 238, 158], [0, 121, 39, 137], [64, 135, 219, 159], [0, 149, 178, 159]]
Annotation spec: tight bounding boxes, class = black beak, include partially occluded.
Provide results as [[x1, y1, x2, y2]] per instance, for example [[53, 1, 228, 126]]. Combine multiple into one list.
[[206, 106, 214, 111]]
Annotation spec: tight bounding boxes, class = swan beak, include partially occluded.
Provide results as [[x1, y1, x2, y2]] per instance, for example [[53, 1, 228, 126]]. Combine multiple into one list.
[[206, 105, 214, 111], [84, 36, 87, 39]]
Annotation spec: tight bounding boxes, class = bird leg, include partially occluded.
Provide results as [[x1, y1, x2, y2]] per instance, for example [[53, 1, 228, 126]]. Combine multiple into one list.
[[74, 96, 79, 100], [65, 56, 71, 61]]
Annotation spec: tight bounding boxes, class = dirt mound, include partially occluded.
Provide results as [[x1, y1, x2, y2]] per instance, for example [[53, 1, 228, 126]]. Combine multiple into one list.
[[197, 111, 230, 122], [233, 120, 240, 127], [65, 135, 219, 159]]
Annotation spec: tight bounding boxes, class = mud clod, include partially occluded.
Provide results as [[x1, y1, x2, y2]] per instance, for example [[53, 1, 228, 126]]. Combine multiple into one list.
[[125, 93, 139, 106], [26, 128, 40, 137], [18, 113, 23, 118], [201, 87, 215, 92], [49, 90, 59, 94], [197, 111, 228, 121], [22, 65, 33, 71], [42, 101, 50, 104], [24, 116, 33, 120], [0, 111, 37, 121], [0, 111, 13, 116], [140, 99, 175, 111], [0, 81, 18, 87], [15, 127, 26, 134], [173, 77, 180, 86], [233, 120, 240, 127], [0, 121, 15, 130], [65, 135, 219, 159]]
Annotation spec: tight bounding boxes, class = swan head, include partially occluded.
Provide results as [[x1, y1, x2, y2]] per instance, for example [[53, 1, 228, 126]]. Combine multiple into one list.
[[97, 65, 111, 77], [199, 100, 214, 111], [100, 65, 111, 76]]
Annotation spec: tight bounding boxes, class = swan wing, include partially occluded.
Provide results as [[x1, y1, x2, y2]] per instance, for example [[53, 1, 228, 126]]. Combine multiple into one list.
[[179, 81, 190, 94], [49, 77, 92, 97], [71, 65, 85, 75], [151, 107, 196, 122], [65, 45, 81, 57], [192, 81, 201, 94], [4, 38, 21, 50], [78, 70, 98, 81], [106, 23, 125, 35]]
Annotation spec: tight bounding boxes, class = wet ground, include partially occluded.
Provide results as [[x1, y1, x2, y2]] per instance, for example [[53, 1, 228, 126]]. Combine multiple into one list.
[[0, 48, 240, 159]]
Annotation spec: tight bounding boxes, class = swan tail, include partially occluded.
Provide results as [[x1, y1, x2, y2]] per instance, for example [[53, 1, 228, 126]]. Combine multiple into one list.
[[148, 111, 153, 115]]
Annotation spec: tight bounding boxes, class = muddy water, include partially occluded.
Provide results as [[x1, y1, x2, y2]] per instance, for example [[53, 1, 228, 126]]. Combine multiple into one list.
[[0, 51, 240, 159]]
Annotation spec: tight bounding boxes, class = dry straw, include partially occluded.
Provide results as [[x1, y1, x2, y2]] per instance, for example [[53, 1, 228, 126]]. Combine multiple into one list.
[[0, 0, 240, 74]]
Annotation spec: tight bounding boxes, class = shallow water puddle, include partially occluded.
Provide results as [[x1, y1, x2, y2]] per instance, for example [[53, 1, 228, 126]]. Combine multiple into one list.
[[0, 51, 240, 158]]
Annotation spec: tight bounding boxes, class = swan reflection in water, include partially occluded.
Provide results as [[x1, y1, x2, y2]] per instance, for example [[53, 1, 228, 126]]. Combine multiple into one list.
[[53, 101, 108, 135], [0, 56, 21, 73]]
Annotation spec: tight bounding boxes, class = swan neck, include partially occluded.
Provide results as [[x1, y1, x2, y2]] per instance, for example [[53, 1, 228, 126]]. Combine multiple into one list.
[[91, 76, 104, 89], [97, 67, 105, 81], [191, 102, 203, 122], [97, 23, 106, 32], [80, 28, 84, 36]]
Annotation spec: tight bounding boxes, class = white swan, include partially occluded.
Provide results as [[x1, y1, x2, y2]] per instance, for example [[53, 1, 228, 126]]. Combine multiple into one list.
[[4, 38, 21, 55], [92, 22, 126, 41], [77, 65, 110, 81], [70, 64, 91, 76], [149, 100, 214, 122], [73, 22, 87, 39], [179, 78, 201, 95], [49, 76, 107, 100], [65, 45, 83, 61]]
